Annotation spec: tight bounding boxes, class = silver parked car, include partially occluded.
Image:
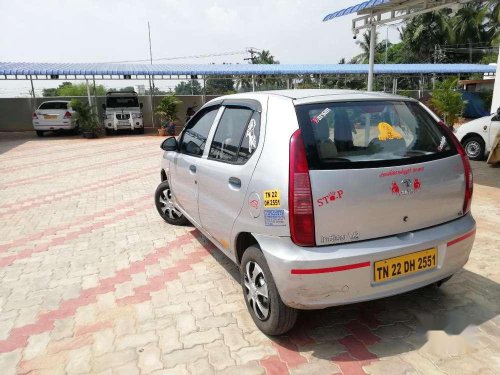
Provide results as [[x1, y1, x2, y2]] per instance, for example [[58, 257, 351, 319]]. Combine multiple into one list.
[[155, 90, 475, 335]]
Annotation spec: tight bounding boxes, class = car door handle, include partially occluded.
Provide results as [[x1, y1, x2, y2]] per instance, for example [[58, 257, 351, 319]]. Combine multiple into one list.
[[228, 177, 241, 189], [189, 165, 196, 173]]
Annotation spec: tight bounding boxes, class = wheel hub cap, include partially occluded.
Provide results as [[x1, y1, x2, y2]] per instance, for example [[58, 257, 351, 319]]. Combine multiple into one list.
[[244, 261, 270, 321], [158, 188, 182, 220], [466, 141, 480, 157]]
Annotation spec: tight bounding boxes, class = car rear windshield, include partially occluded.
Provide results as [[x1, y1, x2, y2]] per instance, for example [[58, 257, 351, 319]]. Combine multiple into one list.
[[39, 102, 68, 110], [106, 97, 139, 108], [295, 100, 456, 169]]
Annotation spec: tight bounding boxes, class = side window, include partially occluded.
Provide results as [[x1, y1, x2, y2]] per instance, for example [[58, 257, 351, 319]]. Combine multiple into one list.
[[208, 107, 259, 164], [180, 107, 219, 157]]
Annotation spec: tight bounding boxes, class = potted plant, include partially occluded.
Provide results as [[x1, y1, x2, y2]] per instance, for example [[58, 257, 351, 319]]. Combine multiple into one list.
[[70, 99, 101, 138], [155, 94, 181, 136]]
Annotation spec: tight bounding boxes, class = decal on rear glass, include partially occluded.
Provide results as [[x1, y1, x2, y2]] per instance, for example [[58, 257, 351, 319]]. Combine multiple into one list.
[[263, 189, 280, 208], [264, 209, 286, 226], [311, 108, 331, 124], [437, 136, 447, 151], [317, 189, 344, 207], [246, 119, 257, 153], [377, 122, 403, 141]]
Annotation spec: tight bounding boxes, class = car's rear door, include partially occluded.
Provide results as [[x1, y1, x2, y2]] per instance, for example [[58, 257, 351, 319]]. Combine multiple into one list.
[[295, 99, 466, 245], [36, 102, 69, 125], [170, 105, 221, 226], [197, 101, 263, 250]]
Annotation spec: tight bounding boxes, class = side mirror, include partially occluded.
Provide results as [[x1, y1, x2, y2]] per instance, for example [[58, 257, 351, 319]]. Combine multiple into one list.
[[161, 136, 178, 152], [102, 104, 106, 110], [140, 103, 144, 109]]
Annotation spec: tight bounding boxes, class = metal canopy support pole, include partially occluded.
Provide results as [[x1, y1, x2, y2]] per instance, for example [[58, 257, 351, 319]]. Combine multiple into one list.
[[252, 75, 255, 92], [202, 75, 206, 104], [367, 22, 376, 92], [30, 75, 36, 110], [92, 76, 97, 115], [318, 74, 322, 89], [85, 78, 92, 110]]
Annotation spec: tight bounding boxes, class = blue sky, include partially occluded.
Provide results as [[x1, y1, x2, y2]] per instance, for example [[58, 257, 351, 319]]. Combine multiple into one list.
[[0, 0, 401, 96]]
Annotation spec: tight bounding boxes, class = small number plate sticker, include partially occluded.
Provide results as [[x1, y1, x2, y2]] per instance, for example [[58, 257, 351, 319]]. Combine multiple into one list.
[[374, 248, 437, 283], [263, 189, 280, 208]]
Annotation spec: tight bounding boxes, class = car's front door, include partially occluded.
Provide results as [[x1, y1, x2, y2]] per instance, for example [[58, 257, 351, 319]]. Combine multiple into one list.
[[197, 102, 263, 250], [489, 113, 500, 150], [170, 105, 221, 225]]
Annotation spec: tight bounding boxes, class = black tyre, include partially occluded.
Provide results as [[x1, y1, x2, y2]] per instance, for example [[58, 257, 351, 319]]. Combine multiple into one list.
[[462, 136, 485, 161], [240, 246, 297, 335], [105, 128, 112, 136], [136, 127, 145, 134], [154, 180, 189, 225], [36, 130, 44, 137]]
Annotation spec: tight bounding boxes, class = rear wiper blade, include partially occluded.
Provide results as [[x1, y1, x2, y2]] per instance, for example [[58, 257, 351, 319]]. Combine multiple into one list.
[[324, 157, 352, 162]]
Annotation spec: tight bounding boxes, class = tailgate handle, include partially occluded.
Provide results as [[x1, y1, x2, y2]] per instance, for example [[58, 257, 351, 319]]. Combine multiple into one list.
[[228, 177, 241, 189], [189, 165, 196, 173]]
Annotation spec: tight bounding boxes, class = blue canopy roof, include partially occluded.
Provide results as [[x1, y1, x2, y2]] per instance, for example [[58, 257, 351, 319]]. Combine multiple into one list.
[[323, 0, 390, 22], [0, 62, 495, 76]]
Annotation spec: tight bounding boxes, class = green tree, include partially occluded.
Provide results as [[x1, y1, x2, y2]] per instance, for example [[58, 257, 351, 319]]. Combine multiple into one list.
[[430, 78, 466, 127], [452, 4, 489, 63], [58, 82, 107, 96], [174, 80, 202, 95], [70, 99, 100, 136], [205, 76, 235, 95], [155, 94, 181, 125]]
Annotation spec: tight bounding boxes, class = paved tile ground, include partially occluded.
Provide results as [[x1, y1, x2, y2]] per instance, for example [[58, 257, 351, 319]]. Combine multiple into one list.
[[0, 131, 499, 375]]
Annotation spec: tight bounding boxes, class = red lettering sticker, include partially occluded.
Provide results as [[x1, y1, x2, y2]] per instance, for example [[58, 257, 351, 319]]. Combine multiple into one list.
[[317, 190, 344, 207]]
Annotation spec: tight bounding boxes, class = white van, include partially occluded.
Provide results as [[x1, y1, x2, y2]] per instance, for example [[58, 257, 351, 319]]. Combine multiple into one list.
[[102, 91, 144, 134]]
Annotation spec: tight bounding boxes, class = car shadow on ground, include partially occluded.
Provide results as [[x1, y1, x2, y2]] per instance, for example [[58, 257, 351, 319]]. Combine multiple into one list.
[[199, 234, 499, 364]]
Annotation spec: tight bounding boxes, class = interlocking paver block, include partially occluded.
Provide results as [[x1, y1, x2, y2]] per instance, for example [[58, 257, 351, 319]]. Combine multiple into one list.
[[0, 134, 498, 375]]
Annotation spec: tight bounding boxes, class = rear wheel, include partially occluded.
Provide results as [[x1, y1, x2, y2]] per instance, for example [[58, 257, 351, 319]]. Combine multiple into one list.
[[155, 180, 189, 225], [36, 130, 44, 137], [240, 246, 297, 335], [462, 136, 485, 161]]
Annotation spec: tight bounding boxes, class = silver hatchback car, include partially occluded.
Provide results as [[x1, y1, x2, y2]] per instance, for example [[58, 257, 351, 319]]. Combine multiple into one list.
[[155, 90, 475, 335]]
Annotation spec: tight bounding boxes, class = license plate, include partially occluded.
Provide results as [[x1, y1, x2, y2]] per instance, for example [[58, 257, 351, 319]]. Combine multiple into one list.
[[44, 115, 57, 119], [117, 120, 129, 125], [374, 248, 437, 283]]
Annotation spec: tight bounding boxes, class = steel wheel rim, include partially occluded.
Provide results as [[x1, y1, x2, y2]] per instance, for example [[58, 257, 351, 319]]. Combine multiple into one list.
[[465, 141, 480, 158], [158, 187, 182, 220], [244, 261, 270, 321]]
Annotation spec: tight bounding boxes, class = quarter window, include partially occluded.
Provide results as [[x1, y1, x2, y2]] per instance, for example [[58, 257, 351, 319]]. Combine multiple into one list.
[[180, 107, 219, 157], [208, 107, 259, 164]]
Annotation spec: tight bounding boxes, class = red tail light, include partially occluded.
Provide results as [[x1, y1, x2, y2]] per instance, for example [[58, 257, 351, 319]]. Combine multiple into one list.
[[438, 121, 473, 214], [63, 111, 72, 119], [32, 112, 38, 119], [289, 129, 315, 246]]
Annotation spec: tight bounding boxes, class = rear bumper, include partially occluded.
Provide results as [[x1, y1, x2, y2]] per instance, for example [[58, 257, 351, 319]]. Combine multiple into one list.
[[32, 122, 75, 130], [256, 214, 475, 310]]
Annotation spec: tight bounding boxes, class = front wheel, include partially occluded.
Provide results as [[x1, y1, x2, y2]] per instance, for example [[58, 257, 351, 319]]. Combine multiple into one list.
[[463, 136, 485, 161], [36, 130, 44, 137], [155, 180, 189, 225], [240, 246, 297, 335]]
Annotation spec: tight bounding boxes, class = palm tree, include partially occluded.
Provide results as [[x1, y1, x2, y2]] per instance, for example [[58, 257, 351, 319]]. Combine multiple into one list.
[[452, 3, 488, 62], [486, 0, 500, 45], [353, 30, 387, 64]]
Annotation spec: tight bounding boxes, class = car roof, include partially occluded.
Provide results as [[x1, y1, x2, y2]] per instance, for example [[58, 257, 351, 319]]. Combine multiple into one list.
[[213, 89, 414, 105]]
